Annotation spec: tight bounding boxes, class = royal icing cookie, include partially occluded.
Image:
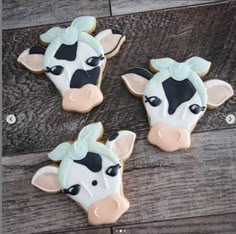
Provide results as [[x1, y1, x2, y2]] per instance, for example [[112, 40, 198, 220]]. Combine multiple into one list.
[[122, 57, 234, 152], [32, 122, 136, 225], [17, 16, 126, 113]]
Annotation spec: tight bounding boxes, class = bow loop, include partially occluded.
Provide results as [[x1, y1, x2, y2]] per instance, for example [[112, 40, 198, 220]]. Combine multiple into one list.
[[69, 140, 88, 160], [78, 122, 103, 143], [48, 142, 71, 161], [40, 16, 95, 45], [71, 16, 96, 33]]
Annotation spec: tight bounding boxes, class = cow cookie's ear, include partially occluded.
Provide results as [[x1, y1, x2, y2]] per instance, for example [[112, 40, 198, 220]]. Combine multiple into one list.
[[185, 57, 211, 78], [204, 79, 234, 109], [32, 165, 61, 193], [95, 29, 126, 59], [106, 131, 136, 161], [17, 46, 46, 73], [121, 68, 153, 97]]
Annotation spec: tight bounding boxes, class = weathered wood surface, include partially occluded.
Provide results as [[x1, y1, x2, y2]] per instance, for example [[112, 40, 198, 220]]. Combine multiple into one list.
[[3, 128, 236, 233], [2, 0, 222, 30], [3, 1, 236, 155], [112, 213, 236, 234], [110, 0, 221, 15], [2, 0, 110, 30]]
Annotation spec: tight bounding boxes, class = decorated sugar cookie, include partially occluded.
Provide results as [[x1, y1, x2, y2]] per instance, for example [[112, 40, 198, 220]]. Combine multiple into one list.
[[122, 57, 234, 152], [18, 16, 126, 113], [32, 122, 136, 225]]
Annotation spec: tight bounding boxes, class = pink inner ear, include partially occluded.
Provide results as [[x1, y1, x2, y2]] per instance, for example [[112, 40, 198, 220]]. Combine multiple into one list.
[[122, 73, 148, 95], [208, 85, 232, 105], [112, 135, 134, 159], [100, 34, 122, 54], [19, 54, 44, 71], [34, 173, 60, 191]]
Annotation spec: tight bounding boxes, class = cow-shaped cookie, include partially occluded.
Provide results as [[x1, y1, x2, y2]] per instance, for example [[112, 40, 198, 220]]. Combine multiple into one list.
[[122, 57, 234, 152], [32, 122, 136, 225], [18, 16, 125, 113]]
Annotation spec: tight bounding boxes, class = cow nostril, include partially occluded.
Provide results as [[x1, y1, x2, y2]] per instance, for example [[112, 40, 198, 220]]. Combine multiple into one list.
[[178, 131, 183, 141], [158, 128, 164, 138], [69, 93, 76, 102], [112, 199, 121, 209], [88, 89, 93, 98], [93, 207, 100, 218]]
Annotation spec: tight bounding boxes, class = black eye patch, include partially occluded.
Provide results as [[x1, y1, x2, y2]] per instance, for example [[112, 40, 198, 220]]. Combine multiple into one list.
[[63, 184, 80, 196], [145, 95, 162, 107], [45, 66, 64, 75], [106, 164, 121, 177], [86, 55, 104, 67], [189, 104, 205, 114]]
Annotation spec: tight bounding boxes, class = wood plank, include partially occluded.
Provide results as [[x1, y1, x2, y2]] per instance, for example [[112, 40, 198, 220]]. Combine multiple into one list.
[[110, 0, 221, 16], [2, 0, 110, 30], [3, 128, 236, 233], [3, 1, 236, 155], [59, 227, 111, 234], [112, 213, 236, 234]]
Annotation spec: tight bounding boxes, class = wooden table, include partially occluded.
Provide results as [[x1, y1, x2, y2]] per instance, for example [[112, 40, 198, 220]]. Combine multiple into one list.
[[2, 0, 236, 233]]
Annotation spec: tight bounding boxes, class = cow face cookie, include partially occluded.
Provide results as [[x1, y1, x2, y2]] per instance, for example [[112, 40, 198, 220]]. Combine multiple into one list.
[[122, 57, 233, 152], [17, 16, 126, 113], [32, 122, 136, 225]]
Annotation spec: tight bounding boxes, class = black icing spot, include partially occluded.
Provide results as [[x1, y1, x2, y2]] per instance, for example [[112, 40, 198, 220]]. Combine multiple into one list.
[[29, 46, 46, 55], [109, 132, 119, 141], [162, 78, 196, 115], [92, 180, 98, 186], [124, 68, 153, 80], [74, 152, 102, 172], [55, 42, 78, 61], [63, 184, 80, 196], [70, 66, 100, 88]]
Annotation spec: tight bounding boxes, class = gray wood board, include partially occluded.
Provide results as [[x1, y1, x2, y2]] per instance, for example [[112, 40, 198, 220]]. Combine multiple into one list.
[[3, 1, 236, 155], [110, 0, 221, 15], [112, 213, 236, 234], [3, 128, 236, 233], [2, 0, 110, 30]]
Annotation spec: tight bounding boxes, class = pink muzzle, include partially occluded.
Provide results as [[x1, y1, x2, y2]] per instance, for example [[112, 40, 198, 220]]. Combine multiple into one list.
[[148, 123, 191, 152], [62, 84, 103, 113], [88, 194, 130, 225]]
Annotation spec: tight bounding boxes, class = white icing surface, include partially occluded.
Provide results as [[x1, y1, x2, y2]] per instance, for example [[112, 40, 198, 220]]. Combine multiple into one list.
[[46, 41, 103, 95], [144, 72, 205, 130], [65, 156, 121, 211]]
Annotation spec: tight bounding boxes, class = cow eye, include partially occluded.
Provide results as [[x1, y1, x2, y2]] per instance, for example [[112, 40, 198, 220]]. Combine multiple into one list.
[[63, 184, 80, 196], [189, 104, 205, 114], [45, 65, 64, 75], [86, 55, 104, 67], [145, 95, 162, 107], [106, 164, 121, 177]]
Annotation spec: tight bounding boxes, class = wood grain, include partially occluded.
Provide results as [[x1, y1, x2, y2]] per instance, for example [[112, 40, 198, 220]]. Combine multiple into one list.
[[110, 0, 221, 16], [2, 1, 236, 155], [62, 228, 111, 234], [112, 213, 236, 234], [3, 128, 236, 233], [2, 0, 110, 30]]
